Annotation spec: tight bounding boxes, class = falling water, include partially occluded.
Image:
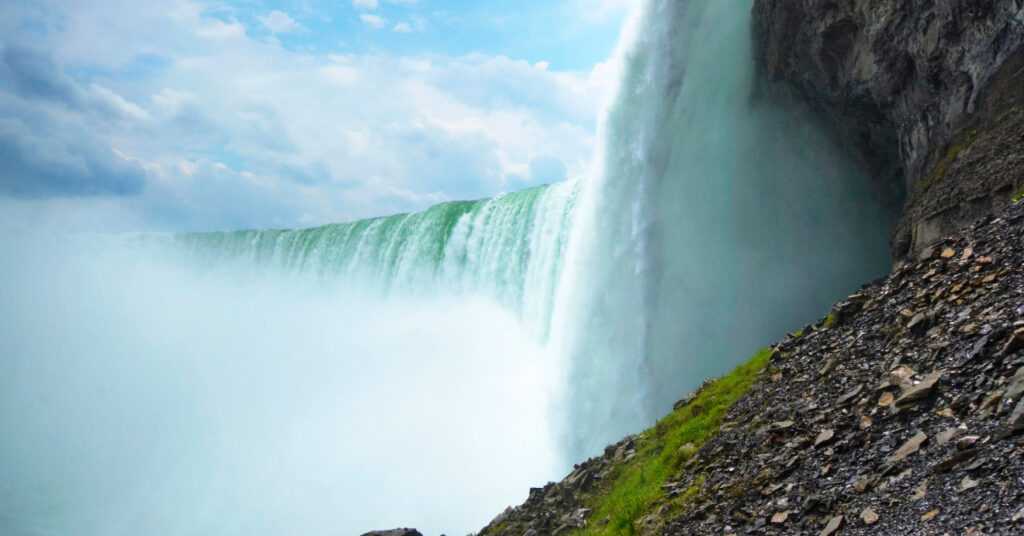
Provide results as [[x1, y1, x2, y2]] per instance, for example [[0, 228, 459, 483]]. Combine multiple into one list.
[[0, 1, 902, 534]]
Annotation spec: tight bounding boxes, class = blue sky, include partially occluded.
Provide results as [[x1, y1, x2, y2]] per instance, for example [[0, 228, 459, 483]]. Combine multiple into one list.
[[0, 0, 636, 231]]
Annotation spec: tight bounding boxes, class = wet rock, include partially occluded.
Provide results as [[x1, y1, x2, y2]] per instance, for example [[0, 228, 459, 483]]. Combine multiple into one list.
[[895, 370, 944, 408], [955, 436, 980, 451], [959, 476, 979, 491], [1001, 329, 1024, 358], [814, 429, 835, 448], [771, 420, 795, 431], [1003, 366, 1024, 403], [998, 399, 1024, 438], [819, 515, 843, 536], [673, 392, 697, 411], [887, 432, 928, 464], [935, 425, 967, 446]]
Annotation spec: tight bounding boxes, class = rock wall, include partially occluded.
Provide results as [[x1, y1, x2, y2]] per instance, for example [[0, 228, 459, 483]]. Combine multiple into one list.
[[752, 0, 1024, 260]]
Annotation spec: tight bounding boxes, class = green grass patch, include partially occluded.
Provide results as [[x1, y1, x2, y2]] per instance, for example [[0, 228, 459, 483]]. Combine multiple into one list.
[[822, 311, 838, 329], [574, 348, 774, 535]]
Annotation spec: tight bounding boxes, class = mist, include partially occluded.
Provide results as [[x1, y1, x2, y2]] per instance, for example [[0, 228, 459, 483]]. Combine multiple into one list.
[[0, 233, 558, 535], [0, 1, 909, 534]]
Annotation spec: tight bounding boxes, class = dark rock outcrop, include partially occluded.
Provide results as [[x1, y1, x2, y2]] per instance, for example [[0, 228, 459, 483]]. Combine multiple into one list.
[[753, 0, 1024, 259], [361, 529, 423, 536]]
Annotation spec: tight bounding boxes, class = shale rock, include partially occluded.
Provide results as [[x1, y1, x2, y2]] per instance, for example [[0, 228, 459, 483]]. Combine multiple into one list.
[[753, 0, 1024, 258]]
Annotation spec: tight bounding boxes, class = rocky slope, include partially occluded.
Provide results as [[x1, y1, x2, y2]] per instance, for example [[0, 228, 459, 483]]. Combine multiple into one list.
[[476, 198, 1024, 535], [752, 0, 1024, 259]]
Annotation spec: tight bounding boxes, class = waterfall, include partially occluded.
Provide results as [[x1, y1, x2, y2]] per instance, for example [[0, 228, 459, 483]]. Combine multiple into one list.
[[0, 1, 902, 534], [164, 180, 581, 339], [548, 0, 897, 461]]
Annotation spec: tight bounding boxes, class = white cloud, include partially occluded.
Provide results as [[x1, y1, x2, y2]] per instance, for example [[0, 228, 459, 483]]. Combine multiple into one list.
[[260, 11, 301, 34], [359, 14, 386, 28], [393, 22, 412, 33], [90, 84, 151, 121], [0, 0, 618, 231]]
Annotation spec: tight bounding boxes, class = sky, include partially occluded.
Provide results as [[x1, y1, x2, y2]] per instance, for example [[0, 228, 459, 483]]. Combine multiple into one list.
[[0, 0, 636, 232]]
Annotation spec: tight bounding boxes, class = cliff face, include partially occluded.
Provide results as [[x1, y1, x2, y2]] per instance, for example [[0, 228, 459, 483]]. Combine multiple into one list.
[[752, 0, 1024, 259]]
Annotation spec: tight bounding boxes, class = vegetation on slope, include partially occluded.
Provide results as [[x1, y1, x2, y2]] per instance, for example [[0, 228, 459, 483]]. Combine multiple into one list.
[[571, 348, 773, 536]]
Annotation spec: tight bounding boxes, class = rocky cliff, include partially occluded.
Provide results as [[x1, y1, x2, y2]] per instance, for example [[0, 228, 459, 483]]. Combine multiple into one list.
[[753, 0, 1024, 259], [476, 195, 1024, 536]]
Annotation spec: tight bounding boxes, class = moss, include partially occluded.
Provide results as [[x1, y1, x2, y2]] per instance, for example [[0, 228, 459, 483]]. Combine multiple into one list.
[[1013, 188, 1024, 203], [822, 311, 838, 329], [573, 348, 774, 536]]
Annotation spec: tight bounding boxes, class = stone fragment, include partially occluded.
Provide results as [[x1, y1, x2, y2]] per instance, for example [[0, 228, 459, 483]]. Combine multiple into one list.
[[934, 449, 976, 472], [999, 399, 1024, 438], [836, 384, 863, 406], [911, 480, 928, 500], [955, 435, 980, 450], [1013, 507, 1024, 522], [859, 416, 872, 430], [936, 425, 967, 446], [921, 509, 940, 521], [941, 248, 956, 258], [814, 429, 835, 448], [771, 511, 789, 524], [887, 432, 928, 464], [819, 515, 843, 536], [771, 420, 795, 430], [853, 476, 870, 494], [937, 408, 955, 418], [879, 392, 895, 406], [860, 507, 879, 525], [895, 370, 944, 407], [959, 476, 979, 491], [979, 390, 1003, 410], [887, 365, 916, 386], [1004, 366, 1024, 403], [1001, 329, 1024, 357]]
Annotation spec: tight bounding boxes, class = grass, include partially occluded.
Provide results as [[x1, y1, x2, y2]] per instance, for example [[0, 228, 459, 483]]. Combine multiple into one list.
[[1013, 188, 1024, 203], [822, 311, 838, 329], [573, 347, 774, 535]]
